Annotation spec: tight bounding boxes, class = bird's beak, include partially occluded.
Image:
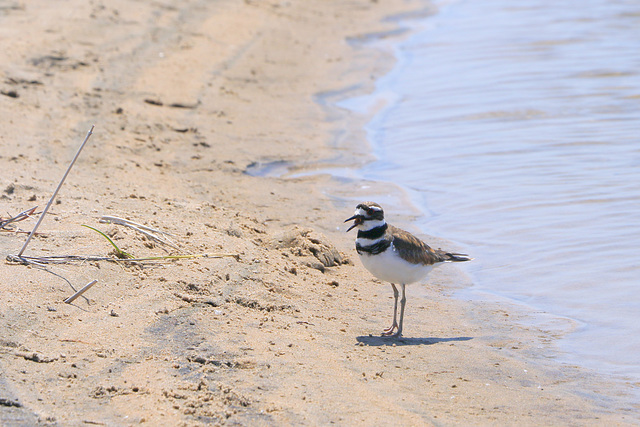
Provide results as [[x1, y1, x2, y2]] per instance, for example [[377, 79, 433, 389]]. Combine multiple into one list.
[[344, 215, 363, 232]]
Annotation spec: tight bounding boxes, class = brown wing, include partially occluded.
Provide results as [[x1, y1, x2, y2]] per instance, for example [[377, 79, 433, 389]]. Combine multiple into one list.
[[389, 225, 446, 266]]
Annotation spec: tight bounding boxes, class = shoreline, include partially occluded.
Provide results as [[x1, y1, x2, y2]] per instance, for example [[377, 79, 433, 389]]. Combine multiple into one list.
[[336, 1, 640, 406], [288, 0, 640, 418], [1, 0, 637, 425]]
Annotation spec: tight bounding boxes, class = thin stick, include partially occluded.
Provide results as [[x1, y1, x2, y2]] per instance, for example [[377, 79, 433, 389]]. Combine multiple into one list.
[[64, 279, 97, 304], [17, 125, 95, 257], [7, 252, 239, 265], [99, 215, 179, 249], [0, 206, 39, 230], [107, 253, 239, 262], [100, 216, 174, 236]]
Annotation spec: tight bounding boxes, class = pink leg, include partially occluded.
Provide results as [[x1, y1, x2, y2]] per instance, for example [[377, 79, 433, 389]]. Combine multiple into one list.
[[381, 283, 399, 336], [392, 283, 406, 338]]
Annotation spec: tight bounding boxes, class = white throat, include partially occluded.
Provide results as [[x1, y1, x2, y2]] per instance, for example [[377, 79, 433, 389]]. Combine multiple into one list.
[[358, 218, 386, 232]]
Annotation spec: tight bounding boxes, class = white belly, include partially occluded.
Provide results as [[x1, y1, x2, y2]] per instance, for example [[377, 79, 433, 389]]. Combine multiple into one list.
[[358, 243, 433, 284]]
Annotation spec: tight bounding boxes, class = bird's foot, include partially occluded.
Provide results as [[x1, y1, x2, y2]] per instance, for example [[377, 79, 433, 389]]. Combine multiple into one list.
[[381, 322, 398, 336]]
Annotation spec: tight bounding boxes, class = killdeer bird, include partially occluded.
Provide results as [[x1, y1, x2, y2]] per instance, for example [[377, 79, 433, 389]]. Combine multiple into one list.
[[345, 201, 471, 338]]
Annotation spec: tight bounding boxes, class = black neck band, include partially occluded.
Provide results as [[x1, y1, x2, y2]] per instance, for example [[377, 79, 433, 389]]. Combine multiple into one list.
[[357, 223, 387, 240]]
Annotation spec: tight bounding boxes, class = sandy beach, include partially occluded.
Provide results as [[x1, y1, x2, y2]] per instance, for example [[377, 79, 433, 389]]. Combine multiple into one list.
[[1, 0, 637, 425]]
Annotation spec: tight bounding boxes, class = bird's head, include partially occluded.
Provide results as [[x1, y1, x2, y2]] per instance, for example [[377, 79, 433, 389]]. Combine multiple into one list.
[[344, 201, 385, 232]]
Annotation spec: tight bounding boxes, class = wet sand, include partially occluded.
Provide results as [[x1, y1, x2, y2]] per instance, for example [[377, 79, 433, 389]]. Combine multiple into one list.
[[0, 0, 637, 425]]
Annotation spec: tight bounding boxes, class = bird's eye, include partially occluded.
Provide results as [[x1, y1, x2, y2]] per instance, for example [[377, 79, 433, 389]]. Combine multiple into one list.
[[367, 208, 374, 215]]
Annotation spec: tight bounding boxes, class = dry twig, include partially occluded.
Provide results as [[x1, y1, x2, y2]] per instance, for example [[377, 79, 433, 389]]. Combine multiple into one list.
[[16, 125, 95, 258], [0, 206, 40, 232], [7, 253, 239, 265], [99, 215, 179, 250], [64, 280, 98, 304]]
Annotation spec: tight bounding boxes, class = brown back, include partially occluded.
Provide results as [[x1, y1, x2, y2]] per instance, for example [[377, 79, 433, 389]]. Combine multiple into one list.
[[389, 225, 445, 266]]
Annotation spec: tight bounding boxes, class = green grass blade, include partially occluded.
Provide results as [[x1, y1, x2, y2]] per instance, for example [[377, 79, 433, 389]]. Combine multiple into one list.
[[81, 224, 133, 259]]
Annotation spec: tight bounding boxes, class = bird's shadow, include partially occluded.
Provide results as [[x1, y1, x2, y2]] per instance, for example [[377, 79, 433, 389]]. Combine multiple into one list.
[[355, 335, 473, 347]]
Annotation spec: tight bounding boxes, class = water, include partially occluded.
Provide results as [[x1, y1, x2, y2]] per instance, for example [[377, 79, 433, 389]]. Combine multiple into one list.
[[349, 0, 640, 384]]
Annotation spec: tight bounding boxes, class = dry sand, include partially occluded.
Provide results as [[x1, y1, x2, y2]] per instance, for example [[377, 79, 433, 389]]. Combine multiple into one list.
[[1, 0, 638, 425]]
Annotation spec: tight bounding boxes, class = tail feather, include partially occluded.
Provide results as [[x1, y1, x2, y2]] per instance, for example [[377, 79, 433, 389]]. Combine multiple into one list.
[[443, 252, 472, 262]]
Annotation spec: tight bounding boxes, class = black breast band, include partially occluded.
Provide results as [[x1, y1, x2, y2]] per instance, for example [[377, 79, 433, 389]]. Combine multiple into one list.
[[356, 239, 391, 255]]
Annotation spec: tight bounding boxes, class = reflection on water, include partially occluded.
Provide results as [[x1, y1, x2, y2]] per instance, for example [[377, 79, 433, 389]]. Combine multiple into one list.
[[359, 0, 640, 382]]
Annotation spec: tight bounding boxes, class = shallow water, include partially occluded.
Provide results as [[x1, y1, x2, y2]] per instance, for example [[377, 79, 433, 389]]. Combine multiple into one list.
[[347, 0, 640, 384]]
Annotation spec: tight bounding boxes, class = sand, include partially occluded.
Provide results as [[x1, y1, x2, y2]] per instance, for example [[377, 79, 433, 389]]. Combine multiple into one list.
[[1, 0, 638, 425]]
